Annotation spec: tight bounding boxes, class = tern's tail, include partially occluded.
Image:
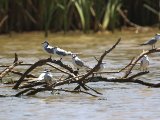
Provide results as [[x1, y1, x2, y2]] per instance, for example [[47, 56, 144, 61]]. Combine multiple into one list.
[[66, 51, 73, 55], [67, 51, 78, 55], [84, 65, 91, 69], [139, 43, 146, 46]]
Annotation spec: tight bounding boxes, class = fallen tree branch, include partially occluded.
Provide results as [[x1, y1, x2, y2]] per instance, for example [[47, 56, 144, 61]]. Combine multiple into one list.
[[124, 49, 160, 78], [13, 56, 77, 89], [46, 63, 75, 77], [77, 38, 121, 83], [128, 71, 149, 79], [1, 37, 160, 98], [25, 87, 98, 97], [0, 53, 22, 81], [11, 70, 37, 78], [13, 58, 53, 89]]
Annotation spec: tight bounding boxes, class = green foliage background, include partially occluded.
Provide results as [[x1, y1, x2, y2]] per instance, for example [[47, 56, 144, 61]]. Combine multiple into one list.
[[0, 0, 159, 34]]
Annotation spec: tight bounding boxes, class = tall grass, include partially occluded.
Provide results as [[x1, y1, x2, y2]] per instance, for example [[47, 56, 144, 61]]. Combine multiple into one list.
[[0, 0, 159, 34], [102, 0, 121, 31]]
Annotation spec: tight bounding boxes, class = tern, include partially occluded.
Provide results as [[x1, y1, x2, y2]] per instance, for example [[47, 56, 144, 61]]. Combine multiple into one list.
[[38, 69, 54, 85], [42, 41, 73, 60], [53, 46, 73, 59], [140, 33, 160, 49], [72, 54, 90, 71], [41, 41, 55, 57], [140, 55, 149, 72], [94, 62, 106, 72]]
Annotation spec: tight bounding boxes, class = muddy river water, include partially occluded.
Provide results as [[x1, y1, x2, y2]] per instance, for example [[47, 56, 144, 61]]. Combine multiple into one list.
[[0, 31, 160, 120]]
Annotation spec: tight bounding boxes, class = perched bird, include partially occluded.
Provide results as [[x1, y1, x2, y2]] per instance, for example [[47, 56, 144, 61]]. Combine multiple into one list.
[[38, 69, 54, 85], [140, 55, 149, 72], [42, 41, 55, 55], [53, 46, 73, 60], [42, 41, 73, 60], [94, 62, 106, 72], [140, 33, 160, 49], [72, 54, 90, 71]]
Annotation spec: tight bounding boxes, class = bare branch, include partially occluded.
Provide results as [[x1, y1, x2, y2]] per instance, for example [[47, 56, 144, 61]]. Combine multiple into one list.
[[13, 58, 53, 89], [0, 53, 22, 81], [124, 49, 160, 78], [11, 70, 37, 78], [128, 71, 149, 79], [46, 63, 75, 77], [77, 38, 121, 83]]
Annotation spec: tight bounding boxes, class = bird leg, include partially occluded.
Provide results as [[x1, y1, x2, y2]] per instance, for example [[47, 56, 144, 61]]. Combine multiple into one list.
[[49, 55, 52, 59], [154, 44, 156, 49]]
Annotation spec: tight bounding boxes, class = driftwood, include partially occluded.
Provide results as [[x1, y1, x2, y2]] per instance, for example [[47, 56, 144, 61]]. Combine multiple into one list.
[[1, 38, 160, 97], [0, 53, 23, 81]]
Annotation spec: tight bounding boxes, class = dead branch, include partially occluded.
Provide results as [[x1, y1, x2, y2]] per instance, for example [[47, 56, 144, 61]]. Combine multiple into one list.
[[77, 38, 121, 83], [128, 71, 149, 79], [124, 49, 160, 78], [13, 58, 53, 89], [19, 81, 45, 89], [25, 87, 98, 97], [0, 53, 22, 81], [0, 64, 33, 67], [15, 88, 35, 97], [84, 84, 102, 95], [1, 37, 160, 98], [11, 70, 37, 78], [46, 63, 75, 77], [54, 88, 98, 97]]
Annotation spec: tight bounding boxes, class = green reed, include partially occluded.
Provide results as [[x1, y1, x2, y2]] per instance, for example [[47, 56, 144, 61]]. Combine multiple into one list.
[[0, 0, 159, 34]]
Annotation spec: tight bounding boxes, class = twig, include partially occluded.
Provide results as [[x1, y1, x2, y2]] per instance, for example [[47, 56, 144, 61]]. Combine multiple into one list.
[[77, 38, 121, 83], [0, 53, 22, 81], [94, 56, 99, 62], [128, 71, 149, 79], [123, 49, 160, 78], [11, 70, 37, 78], [46, 63, 75, 77], [15, 88, 35, 97], [13, 58, 53, 89], [25, 87, 98, 97], [19, 81, 45, 89], [0, 63, 32, 67], [84, 84, 102, 95], [55, 88, 98, 97]]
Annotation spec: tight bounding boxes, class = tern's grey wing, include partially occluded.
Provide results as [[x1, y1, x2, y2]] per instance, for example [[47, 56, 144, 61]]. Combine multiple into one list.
[[144, 38, 157, 45], [44, 47, 54, 54], [75, 59, 84, 67], [56, 50, 67, 56]]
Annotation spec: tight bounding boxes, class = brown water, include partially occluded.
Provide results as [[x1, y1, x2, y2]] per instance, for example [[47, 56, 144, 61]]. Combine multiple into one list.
[[0, 31, 160, 120]]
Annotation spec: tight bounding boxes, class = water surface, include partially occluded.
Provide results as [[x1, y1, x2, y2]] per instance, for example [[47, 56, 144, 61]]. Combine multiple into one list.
[[0, 31, 160, 120]]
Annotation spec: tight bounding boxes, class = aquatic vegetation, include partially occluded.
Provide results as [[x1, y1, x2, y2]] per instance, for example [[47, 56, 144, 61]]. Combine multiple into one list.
[[0, 0, 159, 34]]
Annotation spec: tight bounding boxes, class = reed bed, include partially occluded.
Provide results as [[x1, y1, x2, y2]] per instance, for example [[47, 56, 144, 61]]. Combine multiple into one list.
[[0, 0, 159, 34]]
